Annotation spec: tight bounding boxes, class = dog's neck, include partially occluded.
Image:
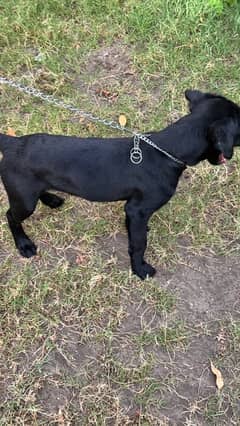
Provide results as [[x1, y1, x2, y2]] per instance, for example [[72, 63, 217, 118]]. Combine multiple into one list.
[[150, 122, 209, 167]]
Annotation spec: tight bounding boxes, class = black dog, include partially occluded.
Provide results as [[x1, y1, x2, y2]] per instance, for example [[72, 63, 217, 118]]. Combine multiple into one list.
[[0, 90, 240, 279]]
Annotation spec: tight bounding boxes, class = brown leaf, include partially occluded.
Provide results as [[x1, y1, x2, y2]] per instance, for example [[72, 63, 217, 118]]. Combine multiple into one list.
[[86, 122, 96, 133], [79, 117, 86, 124], [7, 127, 16, 136], [95, 88, 118, 101], [118, 114, 127, 127], [210, 361, 224, 390], [76, 253, 88, 265]]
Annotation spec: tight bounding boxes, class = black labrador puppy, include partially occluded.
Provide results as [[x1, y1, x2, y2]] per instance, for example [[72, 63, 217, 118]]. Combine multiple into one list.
[[0, 90, 239, 279]]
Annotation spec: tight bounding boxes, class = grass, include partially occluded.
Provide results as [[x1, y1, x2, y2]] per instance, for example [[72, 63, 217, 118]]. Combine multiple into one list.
[[135, 322, 188, 348], [1, 0, 240, 424]]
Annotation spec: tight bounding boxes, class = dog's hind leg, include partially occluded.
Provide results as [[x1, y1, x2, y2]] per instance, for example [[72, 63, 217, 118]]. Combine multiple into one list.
[[125, 199, 156, 280], [40, 192, 64, 209], [2, 176, 41, 257]]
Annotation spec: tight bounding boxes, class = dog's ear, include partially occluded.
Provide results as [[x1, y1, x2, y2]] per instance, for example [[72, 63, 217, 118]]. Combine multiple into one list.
[[185, 89, 205, 104], [185, 90, 207, 112], [207, 118, 240, 163]]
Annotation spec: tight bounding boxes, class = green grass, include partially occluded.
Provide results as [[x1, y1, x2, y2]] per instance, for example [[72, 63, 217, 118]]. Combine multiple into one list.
[[1, 0, 240, 424], [135, 322, 188, 348]]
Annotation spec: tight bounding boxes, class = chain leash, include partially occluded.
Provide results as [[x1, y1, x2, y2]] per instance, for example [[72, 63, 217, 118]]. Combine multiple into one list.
[[0, 76, 185, 167]]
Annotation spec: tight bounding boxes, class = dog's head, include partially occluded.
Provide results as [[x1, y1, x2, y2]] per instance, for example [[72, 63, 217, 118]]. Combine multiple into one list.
[[185, 89, 240, 165]]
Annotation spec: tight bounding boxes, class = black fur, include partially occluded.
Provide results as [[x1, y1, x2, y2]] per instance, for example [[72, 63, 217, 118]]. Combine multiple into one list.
[[0, 90, 240, 279]]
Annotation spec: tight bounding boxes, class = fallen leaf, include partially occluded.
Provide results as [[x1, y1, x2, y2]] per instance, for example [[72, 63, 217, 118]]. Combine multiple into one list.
[[97, 88, 110, 98], [119, 114, 127, 127], [86, 122, 96, 133], [7, 127, 16, 136], [95, 88, 118, 101], [76, 253, 88, 265], [210, 361, 224, 390]]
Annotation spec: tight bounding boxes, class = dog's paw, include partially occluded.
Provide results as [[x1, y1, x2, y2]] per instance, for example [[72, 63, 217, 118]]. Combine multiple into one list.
[[134, 262, 156, 280], [40, 193, 65, 209], [18, 239, 37, 258]]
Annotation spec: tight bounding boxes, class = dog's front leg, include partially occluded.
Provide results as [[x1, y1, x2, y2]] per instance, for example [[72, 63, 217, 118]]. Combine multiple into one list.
[[125, 200, 155, 280]]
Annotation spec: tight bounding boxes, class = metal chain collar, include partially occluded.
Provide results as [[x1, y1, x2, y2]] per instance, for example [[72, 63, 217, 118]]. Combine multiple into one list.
[[0, 76, 186, 167]]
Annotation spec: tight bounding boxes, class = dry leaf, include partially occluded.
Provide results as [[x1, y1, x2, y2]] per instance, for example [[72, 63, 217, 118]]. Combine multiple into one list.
[[7, 127, 16, 136], [86, 122, 96, 133], [79, 117, 86, 124], [75, 253, 88, 265], [210, 361, 224, 390], [119, 114, 127, 127], [95, 88, 118, 101]]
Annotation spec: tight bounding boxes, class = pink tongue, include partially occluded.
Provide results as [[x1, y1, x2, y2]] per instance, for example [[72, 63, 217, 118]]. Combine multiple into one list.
[[218, 153, 226, 164]]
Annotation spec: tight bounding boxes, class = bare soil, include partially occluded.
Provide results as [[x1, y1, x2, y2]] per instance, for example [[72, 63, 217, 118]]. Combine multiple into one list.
[[2, 231, 239, 424]]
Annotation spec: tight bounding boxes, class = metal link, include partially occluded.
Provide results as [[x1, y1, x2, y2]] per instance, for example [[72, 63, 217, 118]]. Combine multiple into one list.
[[0, 76, 135, 134], [0, 76, 186, 167], [130, 135, 143, 164]]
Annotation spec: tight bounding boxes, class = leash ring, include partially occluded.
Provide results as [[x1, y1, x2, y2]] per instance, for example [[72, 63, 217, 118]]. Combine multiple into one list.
[[130, 147, 143, 164]]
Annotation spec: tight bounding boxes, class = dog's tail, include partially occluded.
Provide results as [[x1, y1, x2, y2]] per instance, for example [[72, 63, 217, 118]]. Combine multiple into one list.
[[0, 133, 16, 157]]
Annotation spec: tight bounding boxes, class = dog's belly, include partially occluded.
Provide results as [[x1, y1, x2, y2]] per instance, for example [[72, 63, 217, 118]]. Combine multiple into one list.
[[48, 170, 133, 202], [59, 183, 131, 202]]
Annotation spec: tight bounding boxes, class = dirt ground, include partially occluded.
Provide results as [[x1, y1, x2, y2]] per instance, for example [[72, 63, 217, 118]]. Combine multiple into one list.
[[98, 233, 240, 424], [1, 227, 240, 424]]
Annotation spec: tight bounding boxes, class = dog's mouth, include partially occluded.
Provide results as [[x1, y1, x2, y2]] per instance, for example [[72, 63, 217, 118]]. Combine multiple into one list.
[[218, 152, 226, 165]]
